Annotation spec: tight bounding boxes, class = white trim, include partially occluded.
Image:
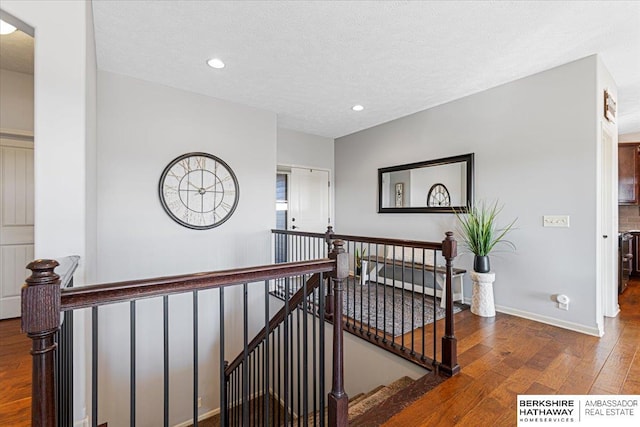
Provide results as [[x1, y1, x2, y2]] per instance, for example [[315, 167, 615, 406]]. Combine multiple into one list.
[[463, 298, 603, 337], [173, 408, 220, 427], [0, 128, 34, 138], [0, 136, 34, 149], [74, 416, 89, 427]]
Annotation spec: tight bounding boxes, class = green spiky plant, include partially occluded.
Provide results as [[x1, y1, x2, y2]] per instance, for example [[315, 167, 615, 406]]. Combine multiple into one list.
[[455, 200, 517, 257]]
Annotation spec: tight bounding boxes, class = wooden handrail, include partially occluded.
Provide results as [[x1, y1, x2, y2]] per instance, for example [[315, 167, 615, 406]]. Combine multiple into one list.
[[60, 259, 334, 311], [272, 228, 444, 250], [224, 272, 323, 376]]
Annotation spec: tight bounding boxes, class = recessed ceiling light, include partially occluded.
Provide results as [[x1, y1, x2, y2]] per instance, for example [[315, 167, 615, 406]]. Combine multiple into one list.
[[352, 104, 364, 112], [0, 20, 17, 35], [207, 58, 225, 69]]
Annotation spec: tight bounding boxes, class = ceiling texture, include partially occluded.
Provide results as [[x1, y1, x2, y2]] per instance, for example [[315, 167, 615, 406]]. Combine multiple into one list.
[[0, 29, 33, 74], [92, 0, 640, 138]]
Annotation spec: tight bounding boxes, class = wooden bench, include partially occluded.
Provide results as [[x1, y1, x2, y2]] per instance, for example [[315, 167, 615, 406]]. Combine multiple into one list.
[[364, 247, 466, 308]]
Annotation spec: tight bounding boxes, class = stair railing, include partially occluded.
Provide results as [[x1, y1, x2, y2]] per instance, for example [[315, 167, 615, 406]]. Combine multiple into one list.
[[22, 241, 349, 427], [272, 227, 461, 377]]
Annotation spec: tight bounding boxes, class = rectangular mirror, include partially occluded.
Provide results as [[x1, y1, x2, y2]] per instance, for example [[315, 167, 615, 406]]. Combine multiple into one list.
[[378, 153, 474, 213]]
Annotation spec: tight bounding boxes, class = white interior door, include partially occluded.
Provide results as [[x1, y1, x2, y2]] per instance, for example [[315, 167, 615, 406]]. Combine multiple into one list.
[[0, 135, 34, 319], [289, 167, 330, 233]]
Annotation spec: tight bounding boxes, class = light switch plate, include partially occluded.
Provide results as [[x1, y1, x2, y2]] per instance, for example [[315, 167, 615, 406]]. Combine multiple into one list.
[[543, 215, 570, 228]]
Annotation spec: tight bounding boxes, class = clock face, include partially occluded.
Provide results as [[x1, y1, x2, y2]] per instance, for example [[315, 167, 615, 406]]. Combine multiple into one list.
[[427, 183, 451, 207], [159, 152, 239, 229]]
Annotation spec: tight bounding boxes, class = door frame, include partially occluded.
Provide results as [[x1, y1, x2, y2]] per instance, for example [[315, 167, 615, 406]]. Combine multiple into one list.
[[598, 122, 619, 329], [277, 163, 333, 232], [0, 128, 35, 319]]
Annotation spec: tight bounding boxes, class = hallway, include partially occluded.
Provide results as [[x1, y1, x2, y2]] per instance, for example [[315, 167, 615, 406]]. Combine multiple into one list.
[[1, 280, 639, 426]]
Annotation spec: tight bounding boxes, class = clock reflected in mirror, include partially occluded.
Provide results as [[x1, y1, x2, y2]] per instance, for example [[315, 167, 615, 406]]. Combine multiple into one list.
[[159, 152, 239, 229], [427, 183, 451, 207]]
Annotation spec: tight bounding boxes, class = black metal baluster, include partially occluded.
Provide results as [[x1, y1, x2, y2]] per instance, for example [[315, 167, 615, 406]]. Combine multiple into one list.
[[297, 301, 302, 426], [284, 280, 290, 426], [264, 280, 270, 426], [433, 250, 438, 364], [359, 241, 364, 335], [422, 249, 427, 362], [391, 244, 396, 347], [277, 326, 282, 426], [352, 241, 356, 331], [411, 247, 415, 356], [303, 274, 309, 426], [163, 295, 169, 427], [92, 306, 98, 427], [130, 301, 136, 427], [220, 287, 227, 427], [366, 242, 372, 337], [383, 244, 388, 344], [319, 272, 325, 427], [312, 286, 317, 426], [401, 246, 406, 351], [243, 283, 249, 425], [375, 243, 380, 340], [193, 291, 199, 426], [251, 352, 255, 426]]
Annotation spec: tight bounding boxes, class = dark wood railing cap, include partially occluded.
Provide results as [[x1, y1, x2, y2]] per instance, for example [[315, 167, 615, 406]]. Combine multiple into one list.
[[329, 240, 349, 280], [442, 231, 457, 260], [25, 259, 60, 286]]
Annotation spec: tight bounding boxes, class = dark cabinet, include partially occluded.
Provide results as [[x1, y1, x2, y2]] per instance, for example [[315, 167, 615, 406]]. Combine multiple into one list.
[[619, 143, 640, 205]]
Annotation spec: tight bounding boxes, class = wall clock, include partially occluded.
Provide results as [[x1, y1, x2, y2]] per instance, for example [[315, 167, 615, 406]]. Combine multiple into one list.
[[427, 183, 451, 207], [158, 152, 239, 229]]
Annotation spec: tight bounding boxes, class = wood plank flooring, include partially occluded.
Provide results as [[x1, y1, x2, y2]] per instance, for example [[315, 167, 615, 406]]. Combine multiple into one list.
[[0, 317, 31, 427], [2, 279, 639, 426], [383, 278, 640, 426]]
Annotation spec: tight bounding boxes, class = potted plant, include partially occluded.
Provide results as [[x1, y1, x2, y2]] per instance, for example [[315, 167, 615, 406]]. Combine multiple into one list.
[[455, 200, 516, 273]]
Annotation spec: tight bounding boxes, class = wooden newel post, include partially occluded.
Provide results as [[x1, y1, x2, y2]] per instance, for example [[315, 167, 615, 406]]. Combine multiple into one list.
[[440, 232, 460, 376], [324, 226, 335, 319], [328, 239, 348, 426], [22, 259, 61, 427]]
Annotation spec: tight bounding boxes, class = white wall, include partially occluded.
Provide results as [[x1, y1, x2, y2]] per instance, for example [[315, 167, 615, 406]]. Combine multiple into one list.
[[97, 70, 276, 426], [0, 69, 33, 131], [277, 127, 334, 171], [2, 2, 96, 424], [2, 0, 92, 269], [335, 56, 602, 335]]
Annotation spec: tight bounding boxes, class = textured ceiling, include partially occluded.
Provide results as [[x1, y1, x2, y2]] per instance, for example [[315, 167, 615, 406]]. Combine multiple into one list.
[[0, 30, 34, 75], [92, 0, 640, 138]]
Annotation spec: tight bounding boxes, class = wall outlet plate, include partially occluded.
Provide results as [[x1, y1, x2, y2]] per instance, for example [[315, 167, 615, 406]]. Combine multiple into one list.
[[543, 215, 570, 228]]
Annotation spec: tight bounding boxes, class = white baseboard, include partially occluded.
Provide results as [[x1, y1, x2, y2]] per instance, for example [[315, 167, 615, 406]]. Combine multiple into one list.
[[173, 408, 220, 427], [463, 297, 602, 337]]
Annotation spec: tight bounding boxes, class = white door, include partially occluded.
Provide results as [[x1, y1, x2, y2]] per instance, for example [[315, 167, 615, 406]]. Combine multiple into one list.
[[289, 167, 330, 233], [0, 135, 34, 319]]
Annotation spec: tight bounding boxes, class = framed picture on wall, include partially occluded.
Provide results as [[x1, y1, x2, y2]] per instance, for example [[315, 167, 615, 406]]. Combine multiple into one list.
[[395, 183, 404, 207]]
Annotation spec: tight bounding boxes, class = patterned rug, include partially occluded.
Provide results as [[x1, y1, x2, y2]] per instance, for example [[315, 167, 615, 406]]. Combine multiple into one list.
[[342, 278, 466, 337]]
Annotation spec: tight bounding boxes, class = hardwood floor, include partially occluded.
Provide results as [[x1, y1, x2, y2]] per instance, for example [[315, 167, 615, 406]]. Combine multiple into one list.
[[2, 280, 639, 426], [383, 279, 640, 426], [0, 317, 31, 427]]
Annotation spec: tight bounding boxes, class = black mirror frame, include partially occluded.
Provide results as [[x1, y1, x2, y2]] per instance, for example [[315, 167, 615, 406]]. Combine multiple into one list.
[[377, 153, 474, 214]]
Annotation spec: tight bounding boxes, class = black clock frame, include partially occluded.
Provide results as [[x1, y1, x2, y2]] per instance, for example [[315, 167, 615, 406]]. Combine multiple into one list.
[[158, 152, 240, 230]]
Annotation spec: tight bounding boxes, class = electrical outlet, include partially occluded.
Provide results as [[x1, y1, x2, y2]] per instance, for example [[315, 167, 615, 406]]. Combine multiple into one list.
[[198, 397, 202, 408], [543, 215, 570, 228], [557, 294, 570, 310]]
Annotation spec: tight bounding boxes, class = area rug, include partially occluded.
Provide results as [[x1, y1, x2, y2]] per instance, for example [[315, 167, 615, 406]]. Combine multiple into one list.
[[342, 278, 467, 337]]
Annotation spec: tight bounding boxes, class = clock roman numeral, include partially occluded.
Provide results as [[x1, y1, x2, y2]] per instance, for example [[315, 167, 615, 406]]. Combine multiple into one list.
[[195, 156, 206, 170], [179, 159, 192, 173]]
